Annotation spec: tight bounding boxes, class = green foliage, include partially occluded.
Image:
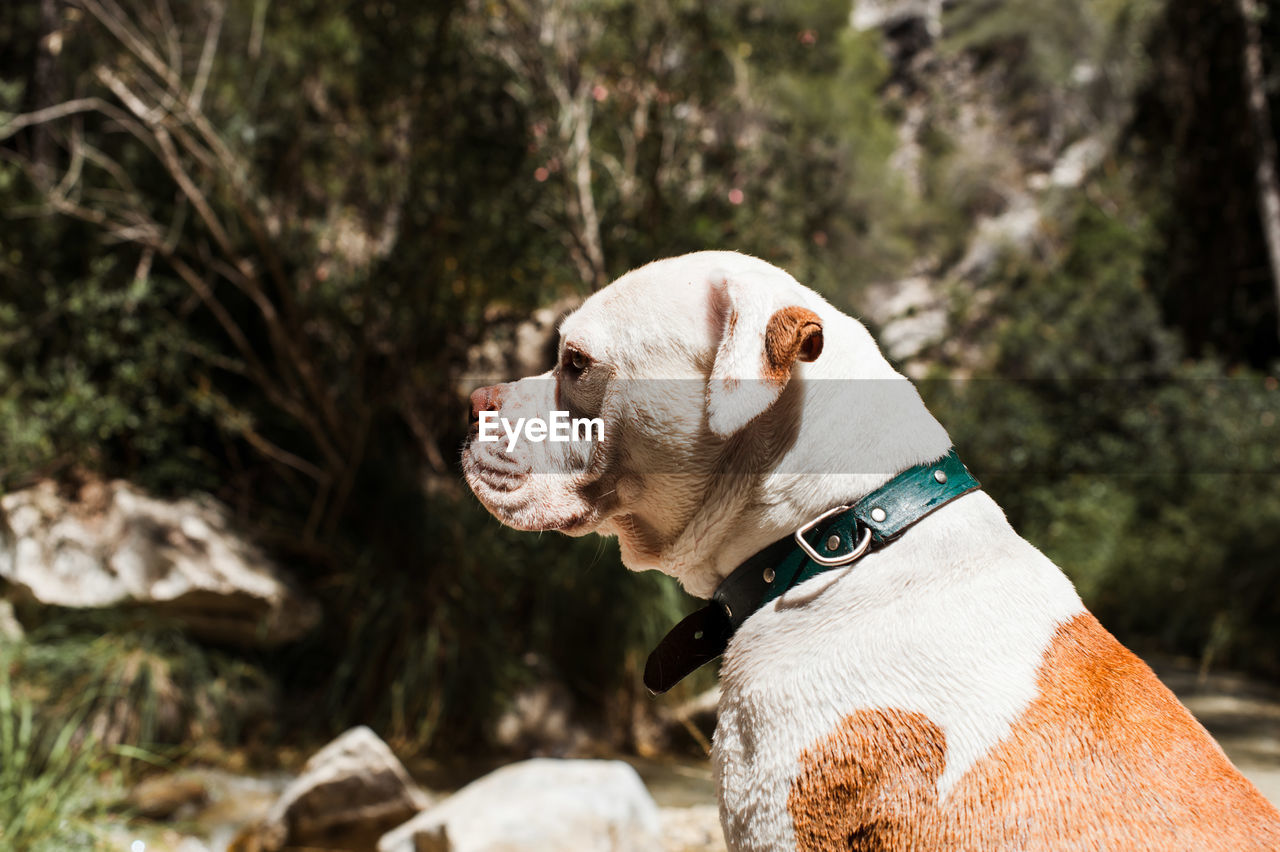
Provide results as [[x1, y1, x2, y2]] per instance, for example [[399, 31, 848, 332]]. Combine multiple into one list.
[[927, 177, 1280, 675], [945, 0, 1095, 94], [0, 657, 116, 851], [942, 0, 1166, 137], [10, 611, 274, 752], [747, 25, 912, 291], [989, 183, 1175, 379], [0, 216, 203, 491]]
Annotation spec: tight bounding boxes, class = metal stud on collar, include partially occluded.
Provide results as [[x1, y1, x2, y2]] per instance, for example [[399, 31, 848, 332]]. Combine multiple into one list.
[[794, 505, 874, 567]]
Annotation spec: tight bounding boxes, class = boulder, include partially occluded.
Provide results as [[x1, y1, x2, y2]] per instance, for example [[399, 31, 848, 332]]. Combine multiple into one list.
[[378, 759, 661, 852], [0, 480, 318, 646], [237, 726, 431, 852]]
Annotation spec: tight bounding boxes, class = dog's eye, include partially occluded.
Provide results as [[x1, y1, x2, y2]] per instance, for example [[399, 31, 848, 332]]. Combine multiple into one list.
[[563, 348, 590, 378]]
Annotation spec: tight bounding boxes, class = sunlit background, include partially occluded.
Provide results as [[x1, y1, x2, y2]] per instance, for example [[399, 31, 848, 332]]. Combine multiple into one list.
[[1, 0, 1279, 849]]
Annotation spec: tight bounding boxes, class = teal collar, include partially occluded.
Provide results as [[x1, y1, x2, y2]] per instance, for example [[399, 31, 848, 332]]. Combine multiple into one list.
[[644, 448, 980, 694]]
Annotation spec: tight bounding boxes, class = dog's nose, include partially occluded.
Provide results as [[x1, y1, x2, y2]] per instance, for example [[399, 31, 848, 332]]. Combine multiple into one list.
[[469, 384, 502, 423]]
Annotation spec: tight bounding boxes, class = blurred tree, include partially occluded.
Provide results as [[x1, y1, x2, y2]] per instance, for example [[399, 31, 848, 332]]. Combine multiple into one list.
[[1131, 0, 1280, 365], [0, 0, 909, 750], [2, 0, 1279, 759], [1237, 0, 1280, 329], [467, 0, 908, 295]]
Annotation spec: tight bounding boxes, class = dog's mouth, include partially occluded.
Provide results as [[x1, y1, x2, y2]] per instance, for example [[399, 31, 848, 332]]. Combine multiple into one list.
[[463, 447, 528, 498], [463, 444, 600, 535], [468, 487, 598, 534], [466, 456, 528, 491]]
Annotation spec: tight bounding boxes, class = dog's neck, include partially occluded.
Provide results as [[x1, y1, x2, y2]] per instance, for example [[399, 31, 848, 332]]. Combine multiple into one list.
[[656, 313, 953, 598]]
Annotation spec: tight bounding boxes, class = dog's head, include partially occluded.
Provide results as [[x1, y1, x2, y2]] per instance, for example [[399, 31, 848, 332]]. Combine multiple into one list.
[[462, 251, 948, 595]]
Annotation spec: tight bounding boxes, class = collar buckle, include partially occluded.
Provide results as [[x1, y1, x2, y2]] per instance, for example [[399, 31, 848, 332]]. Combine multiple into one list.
[[793, 505, 874, 567]]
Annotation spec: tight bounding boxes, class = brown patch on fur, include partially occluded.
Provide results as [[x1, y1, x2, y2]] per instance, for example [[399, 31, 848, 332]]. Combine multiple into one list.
[[789, 708, 947, 851], [764, 307, 823, 384], [789, 613, 1280, 850]]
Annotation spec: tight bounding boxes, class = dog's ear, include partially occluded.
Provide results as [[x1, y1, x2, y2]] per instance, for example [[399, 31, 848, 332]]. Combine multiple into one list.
[[707, 277, 823, 437]]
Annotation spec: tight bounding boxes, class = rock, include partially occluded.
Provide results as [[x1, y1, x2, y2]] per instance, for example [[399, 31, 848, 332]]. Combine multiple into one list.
[[861, 275, 950, 364], [128, 772, 210, 821], [175, 840, 213, 852], [378, 759, 661, 852], [951, 193, 1043, 283], [175, 840, 214, 852], [0, 480, 318, 646], [851, 0, 945, 38], [240, 726, 430, 851]]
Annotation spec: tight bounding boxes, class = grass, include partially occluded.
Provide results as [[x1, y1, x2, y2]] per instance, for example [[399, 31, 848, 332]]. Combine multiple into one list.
[[0, 656, 117, 851], [12, 609, 275, 754]]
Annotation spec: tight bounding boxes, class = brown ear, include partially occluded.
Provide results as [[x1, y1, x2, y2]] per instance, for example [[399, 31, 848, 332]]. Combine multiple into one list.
[[765, 306, 824, 382], [708, 278, 825, 437]]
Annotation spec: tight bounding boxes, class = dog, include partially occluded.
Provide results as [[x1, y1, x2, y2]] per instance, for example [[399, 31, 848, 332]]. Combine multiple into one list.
[[463, 251, 1280, 850]]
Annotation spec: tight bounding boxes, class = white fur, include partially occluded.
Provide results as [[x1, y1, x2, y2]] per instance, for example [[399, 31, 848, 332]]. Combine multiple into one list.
[[706, 272, 798, 436], [714, 490, 1085, 850]]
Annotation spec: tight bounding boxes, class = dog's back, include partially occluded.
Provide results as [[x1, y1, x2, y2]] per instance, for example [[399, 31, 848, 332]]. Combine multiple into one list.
[[716, 491, 1280, 851], [789, 612, 1279, 850]]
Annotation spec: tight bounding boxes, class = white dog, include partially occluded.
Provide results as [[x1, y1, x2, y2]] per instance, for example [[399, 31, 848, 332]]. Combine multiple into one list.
[[463, 251, 1280, 851]]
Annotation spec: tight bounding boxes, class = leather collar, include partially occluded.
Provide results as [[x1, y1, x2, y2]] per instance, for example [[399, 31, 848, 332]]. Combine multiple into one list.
[[643, 448, 980, 694]]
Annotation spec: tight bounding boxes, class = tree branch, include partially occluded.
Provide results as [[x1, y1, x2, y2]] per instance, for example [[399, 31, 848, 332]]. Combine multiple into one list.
[[1237, 0, 1280, 338], [189, 0, 224, 111], [0, 98, 116, 141]]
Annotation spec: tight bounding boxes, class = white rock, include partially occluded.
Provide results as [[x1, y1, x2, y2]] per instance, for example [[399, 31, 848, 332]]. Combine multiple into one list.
[[175, 840, 213, 852], [851, 0, 944, 38], [0, 480, 318, 646], [378, 759, 661, 852], [951, 193, 1043, 283], [861, 275, 950, 362], [251, 726, 431, 850]]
